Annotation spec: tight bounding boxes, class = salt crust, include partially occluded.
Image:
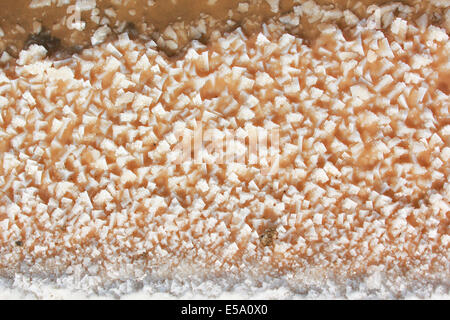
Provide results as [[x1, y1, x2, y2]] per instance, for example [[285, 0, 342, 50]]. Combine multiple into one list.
[[0, 269, 448, 299], [0, 1, 449, 298]]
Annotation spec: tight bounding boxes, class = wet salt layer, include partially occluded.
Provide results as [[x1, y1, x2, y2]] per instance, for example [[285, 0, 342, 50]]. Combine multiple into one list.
[[0, 1, 449, 299]]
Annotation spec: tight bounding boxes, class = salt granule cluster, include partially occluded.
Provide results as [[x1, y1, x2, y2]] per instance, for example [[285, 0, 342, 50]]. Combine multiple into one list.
[[0, 1, 448, 298]]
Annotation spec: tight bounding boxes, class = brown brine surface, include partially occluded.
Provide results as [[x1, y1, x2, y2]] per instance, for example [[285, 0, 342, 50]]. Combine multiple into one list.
[[1, 0, 449, 55]]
